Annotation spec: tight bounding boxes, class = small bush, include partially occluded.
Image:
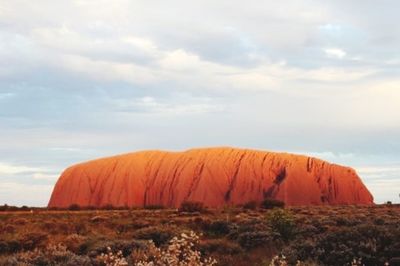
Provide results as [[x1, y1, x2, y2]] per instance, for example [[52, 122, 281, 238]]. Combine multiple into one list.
[[374, 218, 385, 225], [335, 217, 349, 226], [203, 220, 231, 237], [68, 204, 81, 211], [0, 241, 8, 254], [237, 231, 271, 249], [267, 209, 296, 241], [101, 204, 115, 210], [243, 200, 258, 210], [19, 231, 48, 250], [261, 199, 285, 209], [6, 240, 21, 253], [63, 234, 87, 253], [134, 226, 177, 246], [179, 201, 206, 213], [199, 239, 243, 255]]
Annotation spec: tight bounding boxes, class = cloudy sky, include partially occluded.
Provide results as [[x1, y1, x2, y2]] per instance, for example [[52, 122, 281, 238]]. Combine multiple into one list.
[[0, 0, 399, 206]]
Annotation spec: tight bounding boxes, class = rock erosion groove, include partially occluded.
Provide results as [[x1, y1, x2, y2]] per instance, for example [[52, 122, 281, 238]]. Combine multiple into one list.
[[48, 147, 374, 208]]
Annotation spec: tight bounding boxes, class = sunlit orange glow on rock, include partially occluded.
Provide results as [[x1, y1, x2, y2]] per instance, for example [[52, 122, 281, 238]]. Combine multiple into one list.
[[48, 147, 374, 208]]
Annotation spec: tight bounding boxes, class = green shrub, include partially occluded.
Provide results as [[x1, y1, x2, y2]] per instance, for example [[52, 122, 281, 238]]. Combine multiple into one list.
[[203, 220, 231, 237], [261, 198, 285, 209], [267, 209, 296, 241], [178, 201, 205, 213], [134, 226, 177, 246]]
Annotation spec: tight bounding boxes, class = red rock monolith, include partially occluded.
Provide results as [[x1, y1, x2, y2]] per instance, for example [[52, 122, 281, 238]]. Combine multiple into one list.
[[48, 147, 374, 208]]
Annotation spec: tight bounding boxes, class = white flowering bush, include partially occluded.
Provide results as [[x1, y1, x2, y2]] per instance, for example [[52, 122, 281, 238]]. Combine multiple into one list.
[[133, 231, 217, 266], [349, 258, 364, 266], [96, 246, 129, 266], [269, 254, 288, 266], [269, 254, 319, 266]]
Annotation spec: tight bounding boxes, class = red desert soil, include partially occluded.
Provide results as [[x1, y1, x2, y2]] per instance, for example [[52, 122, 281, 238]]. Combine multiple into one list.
[[48, 147, 373, 208]]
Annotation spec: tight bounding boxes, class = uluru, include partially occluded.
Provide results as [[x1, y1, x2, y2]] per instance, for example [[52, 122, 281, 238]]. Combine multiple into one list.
[[48, 147, 374, 208]]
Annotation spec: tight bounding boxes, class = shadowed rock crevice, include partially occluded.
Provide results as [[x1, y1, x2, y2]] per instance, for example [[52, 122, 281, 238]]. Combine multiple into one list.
[[274, 167, 286, 185], [306, 157, 313, 172], [184, 162, 205, 201], [264, 186, 278, 199], [225, 153, 246, 202]]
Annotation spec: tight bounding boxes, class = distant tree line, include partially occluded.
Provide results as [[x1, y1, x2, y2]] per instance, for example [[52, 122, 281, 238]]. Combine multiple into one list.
[[0, 204, 37, 212]]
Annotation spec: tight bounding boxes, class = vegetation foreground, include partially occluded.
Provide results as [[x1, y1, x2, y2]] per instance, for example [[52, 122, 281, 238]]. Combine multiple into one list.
[[0, 203, 399, 266]]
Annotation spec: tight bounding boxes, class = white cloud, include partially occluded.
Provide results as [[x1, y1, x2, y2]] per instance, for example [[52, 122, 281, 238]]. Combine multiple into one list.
[[0, 163, 58, 181], [114, 96, 225, 115], [49, 147, 85, 152], [356, 166, 400, 175], [47, 44, 375, 93], [319, 23, 342, 31], [122, 36, 160, 57], [0, 162, 42, 175], [291, 151, 356, 164], [32, 172, 58, 181], [324, 48, 346, 59], [159, 49, 202, 71]]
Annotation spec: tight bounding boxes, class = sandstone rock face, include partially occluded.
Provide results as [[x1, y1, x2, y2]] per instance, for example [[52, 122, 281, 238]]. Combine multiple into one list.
[[48, 147, 374, 208]]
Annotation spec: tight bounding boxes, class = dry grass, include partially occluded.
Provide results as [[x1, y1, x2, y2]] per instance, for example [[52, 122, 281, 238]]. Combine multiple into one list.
[[0, 204, 399, 265]]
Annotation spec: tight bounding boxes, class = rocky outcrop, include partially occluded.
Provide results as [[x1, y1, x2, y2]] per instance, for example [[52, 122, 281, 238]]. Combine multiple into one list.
[[48, 147, 374, 208]]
